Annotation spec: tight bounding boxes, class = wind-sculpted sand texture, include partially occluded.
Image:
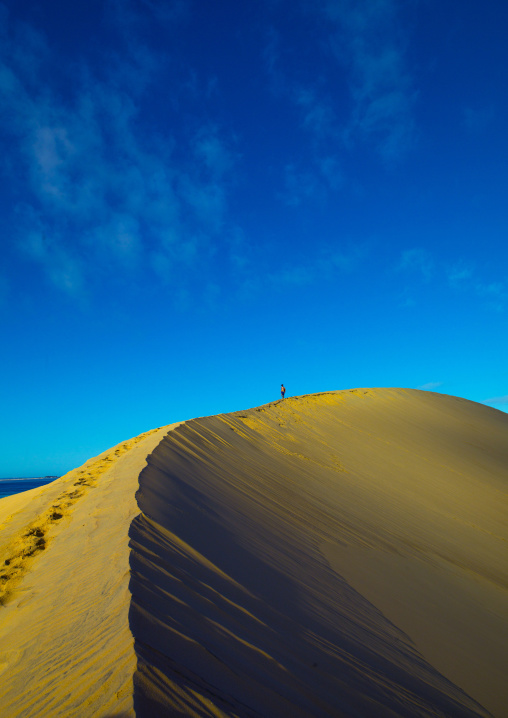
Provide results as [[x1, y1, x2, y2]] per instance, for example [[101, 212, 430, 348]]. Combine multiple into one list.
[[131, 389, 508, 718], [1, 390, 507, 718], [0, 425, 176, 718]]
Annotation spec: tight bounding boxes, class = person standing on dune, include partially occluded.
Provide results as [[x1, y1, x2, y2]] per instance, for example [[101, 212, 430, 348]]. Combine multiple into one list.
[[281, 384, 286, 399]]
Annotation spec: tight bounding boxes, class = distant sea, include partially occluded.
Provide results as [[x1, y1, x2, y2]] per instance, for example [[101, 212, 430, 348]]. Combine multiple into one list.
[[0, 477, 58, 500]]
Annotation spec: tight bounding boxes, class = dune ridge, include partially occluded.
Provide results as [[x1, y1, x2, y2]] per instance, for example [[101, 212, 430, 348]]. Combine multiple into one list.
[[1, 389, 507, 717], [130, 389, 507, 717], [0, 425, 177, 717]]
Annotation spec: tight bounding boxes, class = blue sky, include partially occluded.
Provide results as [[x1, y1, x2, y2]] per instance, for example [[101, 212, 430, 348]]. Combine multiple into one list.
[[1, 0, 507, 476]]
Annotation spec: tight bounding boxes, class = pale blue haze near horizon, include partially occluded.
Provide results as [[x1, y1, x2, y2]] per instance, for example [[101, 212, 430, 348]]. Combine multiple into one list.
[[1, 0, 507, 476]]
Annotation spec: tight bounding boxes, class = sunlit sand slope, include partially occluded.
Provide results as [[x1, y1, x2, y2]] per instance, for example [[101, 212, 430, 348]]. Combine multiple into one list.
[[0, 425, 175, 718], [132, 389, 508, 718], [1, 390, 507, 718]]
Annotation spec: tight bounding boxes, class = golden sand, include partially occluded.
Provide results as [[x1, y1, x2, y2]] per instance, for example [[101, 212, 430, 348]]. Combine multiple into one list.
[[1, 389, 507, 717], [0, 425, 176, 717]]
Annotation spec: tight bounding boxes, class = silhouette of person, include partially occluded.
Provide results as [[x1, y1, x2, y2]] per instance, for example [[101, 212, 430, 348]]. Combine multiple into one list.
[[281, 384, 286, 399]]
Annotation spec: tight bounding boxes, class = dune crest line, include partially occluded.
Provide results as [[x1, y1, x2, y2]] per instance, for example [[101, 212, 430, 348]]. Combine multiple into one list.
[[129, 388, 507, 717], [1, 389, 507, 717], [0, 428, 163, 606], [0, 425, 174, 718]]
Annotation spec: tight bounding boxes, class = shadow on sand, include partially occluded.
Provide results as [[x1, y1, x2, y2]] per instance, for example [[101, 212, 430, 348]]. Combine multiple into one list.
[[126, 418, 488, 718]]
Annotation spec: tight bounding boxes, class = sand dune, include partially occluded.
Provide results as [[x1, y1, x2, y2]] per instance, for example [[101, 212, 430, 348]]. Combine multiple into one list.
[[1, 389, 507, 717], [0, 425, 176, 717]]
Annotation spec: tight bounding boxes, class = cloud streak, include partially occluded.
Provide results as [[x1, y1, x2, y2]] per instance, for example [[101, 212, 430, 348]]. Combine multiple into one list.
[[0, 1, 237, 297], [261, 0, 417, 210], [483, 396, 508, 406], [417, 382, 443, 391], [324, 0, 417, 159], [447, 259, 506, 312], [266, 241, 369, 290], [398, 248, 433, 280], [282, 0, 418, 162]]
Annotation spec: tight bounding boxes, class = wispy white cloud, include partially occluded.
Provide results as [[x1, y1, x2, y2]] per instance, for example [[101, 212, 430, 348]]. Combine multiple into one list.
[[417, 382, 443, 391], [263, 26, 285, 96], [447, 261, 474, 288], [282, 151, 345, 206], [266, 241, 369, 289], [475, 281, 506, 312], [274, 266, 315, 287], [322, 0, 417, 160], [398, 248, 433, 280], [320, 241, 369, 274], [397, 248, 506, 313], [318, 155, 344, 191], [20, 225, 84, 295], [263, 0, 417, 193], [283, 163, 325, 206], [193, 127, 236, 180], [262, 18, 348, 198], [294, 86, 338, 143], [475, 282, 505, 298], [105, 0, 191, 39], [446, 259, 505, 311], [482, 395, 508, 406], [0, 2, 237, 298], [398, 292, 416, 309]]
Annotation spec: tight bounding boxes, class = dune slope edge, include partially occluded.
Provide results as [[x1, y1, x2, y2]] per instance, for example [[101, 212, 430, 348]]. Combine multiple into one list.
[[130, 389, 508, 717], [0, 425, 174, 718]]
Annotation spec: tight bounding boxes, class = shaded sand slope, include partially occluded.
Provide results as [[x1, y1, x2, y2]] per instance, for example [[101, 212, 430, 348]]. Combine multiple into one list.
[[1, 390, 507, 717], [0, 425, 176, 718], [131, 389, 508, 717]]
